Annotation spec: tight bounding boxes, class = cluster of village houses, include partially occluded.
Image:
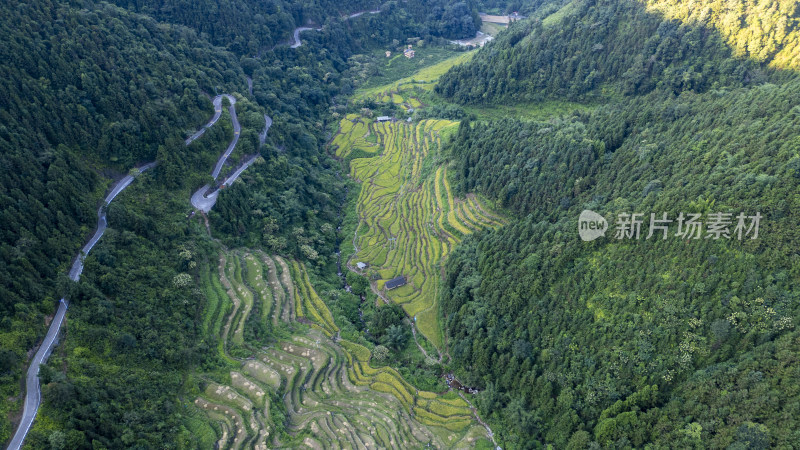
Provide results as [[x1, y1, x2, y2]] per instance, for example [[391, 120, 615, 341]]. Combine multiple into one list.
[[385, 44, 416, 59]]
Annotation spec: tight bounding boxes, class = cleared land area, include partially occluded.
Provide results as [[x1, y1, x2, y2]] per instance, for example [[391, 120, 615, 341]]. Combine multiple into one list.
[[479, 13, 510, 24], [353, 52, 474, 102]]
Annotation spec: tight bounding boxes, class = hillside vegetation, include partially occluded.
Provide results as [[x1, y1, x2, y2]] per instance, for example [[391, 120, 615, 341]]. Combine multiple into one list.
[[0, 0, 465, 445], [435, 0, 798, 104], [3, 0, 800, 446], [646, 0, 800, 70], [109, 0, 482, 55], [443, 82, 800, 448], [436, 0, 800, 447]]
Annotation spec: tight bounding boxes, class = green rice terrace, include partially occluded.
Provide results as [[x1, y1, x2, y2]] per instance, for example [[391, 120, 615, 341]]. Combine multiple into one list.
[[332, 116, 505, 352], [190, 249, 492, 448]]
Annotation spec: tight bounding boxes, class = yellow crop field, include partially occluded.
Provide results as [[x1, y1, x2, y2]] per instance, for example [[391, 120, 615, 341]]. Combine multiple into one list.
[[332, 117, 381, 159], [335, 118, 504, 351], [290, 260, 338, 336]]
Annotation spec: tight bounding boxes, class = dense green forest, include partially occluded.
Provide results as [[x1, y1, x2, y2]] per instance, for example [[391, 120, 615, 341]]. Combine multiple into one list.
[[0, 0, 241, 441], [478, 0, 567, 15], [110, 0, 482, 54], [437, 0, 800, 447], [436, 0, 779, 104], [0, 0, 446, 445], [443, 85, 800, 447], [3, 0, 800, 446], [646, 0, 800, 70], [437, 0, 800, 103]]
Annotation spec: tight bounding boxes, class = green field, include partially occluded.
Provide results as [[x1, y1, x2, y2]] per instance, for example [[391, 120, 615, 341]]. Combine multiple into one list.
[[542, 0, 578, 27], [358, 47, 470, 90], [461, 99, 595, 121], [480, 21, 507, 36], [354, 52, 475, 102]]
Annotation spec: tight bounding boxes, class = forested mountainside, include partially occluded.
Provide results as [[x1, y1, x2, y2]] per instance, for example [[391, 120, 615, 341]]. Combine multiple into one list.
[[646, 0, 800, 70], [437, 0, 800, 447], [478, 0, 568, 15], [0, 1, 239, 418], [3, 0, 799, 446], [109, 0, 482, 53], [0, 0, 439, 445], [436, 0, 799, 104], [443, 84, 800, 448]]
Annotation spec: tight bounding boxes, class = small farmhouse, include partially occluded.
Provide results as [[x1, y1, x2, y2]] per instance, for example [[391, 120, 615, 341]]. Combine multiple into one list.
[[376, 116, 391, 122], [385, 276, 406, 290]]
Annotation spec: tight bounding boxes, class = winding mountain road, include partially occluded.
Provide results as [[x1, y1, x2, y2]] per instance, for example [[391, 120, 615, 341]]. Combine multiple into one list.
[[185, 96, 224, 145], [210, 95, 240, 179], [11, 91, 265, 446], [346, 9, 381, 19], [190, 96, 271, 213], [8, 163, 156, 450], [290, 27, 321, 48], [288, 9, 380, 48], [190, 185, 219, 213], [259, 114, 272, 145]]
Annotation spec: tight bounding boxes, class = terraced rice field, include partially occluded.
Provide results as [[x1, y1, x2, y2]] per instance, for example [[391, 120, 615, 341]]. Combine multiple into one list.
[[329, 114, 382, 160], [194, 249, 490, 448], [335, 118, 504, 350]]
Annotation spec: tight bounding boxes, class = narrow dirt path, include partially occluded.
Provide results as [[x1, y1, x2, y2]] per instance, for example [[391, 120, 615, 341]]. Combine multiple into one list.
[[458, 391, 499, 448]]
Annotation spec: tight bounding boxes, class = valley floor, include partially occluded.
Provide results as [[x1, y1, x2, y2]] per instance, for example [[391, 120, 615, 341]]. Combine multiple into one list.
[[334, 116, 504, 351], [190, 249, 491, 448]]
